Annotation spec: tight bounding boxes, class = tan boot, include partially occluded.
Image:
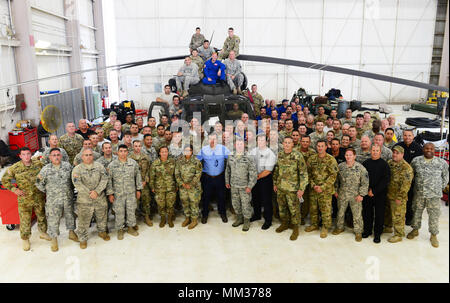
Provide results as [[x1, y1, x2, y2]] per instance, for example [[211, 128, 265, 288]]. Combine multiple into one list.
[[40, 232, 51, 241], [430, 235, 439, 248], [290, 225, 299, 241], [332, 227, 345, 235], [51, 238, 58, 252], [182, 217, 190, 227], [98, 232, 110, 241], [159, 215, 166, 228], [232, 88, 237, 95], [68, 230, 79, 242], [145, 214, 153, 227], [182, 90, 189, 98], [80, 241, 87, 249], [23, 239, 30, 251], [133, 225, 139, 231], [275, 221, 289, 233], [407, 229, 419, 240], [237, 87, 242, 95], [305, 225, 319, 232], [188, 218, 198, 230], [355, 233, 362, 242], [127, 226, 139, 236], [320, 227, 328, 238], [388, 235, 402, 243], [383, 227, 393, 234], [168, 213, 174, 228], [117, 230, 124, 240], [300, 218, 306, 226]]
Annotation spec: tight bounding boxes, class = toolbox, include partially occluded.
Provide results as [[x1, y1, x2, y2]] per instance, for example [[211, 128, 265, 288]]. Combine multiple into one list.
[[8, 127, 39, 153]]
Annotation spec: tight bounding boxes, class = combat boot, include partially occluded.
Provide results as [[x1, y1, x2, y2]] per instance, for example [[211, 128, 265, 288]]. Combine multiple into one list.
[[127, 226, 139, 236], [290, 225, 299, 241], [51, 238, 58, 252], [232, 215, 244, 227], [232, 88, 237, 95], [388, 235, 402, 243], [320, 227, 328, 238], [117, 229, 124, 240], [305, 225, 319, 232], [275, 221, 289, 233], [383, 227, 393, 234], [182, 90, 189, 98], [242, 218, 250, 232], [159, 215, 166, 228], [167, 213, 174, 228], [237, 87, 242, 95], [188, 218, 198, 230], [144, 214, 153, 227], [430, 235, 439, 248], [300, 218, 306, 225], [133, 225, 139, 231], [332, 228, 344, 235], [80, 241, 87, 249], [182, 217, 190, 227], [355, 233, 362, 242], [68, 230, 79, 242], [40, 232, 52, 241], [407, 229, 419, 240], [98, 232, 110, 241], [23, 239, 30, 251]]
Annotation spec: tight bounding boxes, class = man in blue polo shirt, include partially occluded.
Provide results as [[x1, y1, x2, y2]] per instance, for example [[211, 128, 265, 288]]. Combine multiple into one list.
[[197, 132, 231, 224]]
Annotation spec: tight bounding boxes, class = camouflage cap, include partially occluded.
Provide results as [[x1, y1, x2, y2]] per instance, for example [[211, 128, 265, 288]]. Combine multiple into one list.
[[393, 145, 404, 153], [110, 111, 117, 116]]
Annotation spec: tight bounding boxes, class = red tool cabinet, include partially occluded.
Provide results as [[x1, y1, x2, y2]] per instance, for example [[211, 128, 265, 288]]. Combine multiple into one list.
[[8, 127, 39, 153]]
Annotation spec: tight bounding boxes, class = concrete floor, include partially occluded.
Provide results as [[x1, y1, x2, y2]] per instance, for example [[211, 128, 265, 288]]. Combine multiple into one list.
[[0, 202, 448, 283]]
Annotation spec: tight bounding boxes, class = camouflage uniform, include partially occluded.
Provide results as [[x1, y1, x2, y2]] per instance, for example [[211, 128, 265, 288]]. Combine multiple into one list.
[[1, 160, 46, 240], [384, 140, 396, 150], [273, 150, 308, 225], [175, 156, 203, 219], [149, 158, 177, 217], [279, 130, 293, 143], [110, 141, 120, 155], [129, 152, 151, 216], [242, 90, 264, 116], [58, 133, 84, 165], [71, 162, 109, 242], [153, 136, 166, 153], [349, 139, 361, 149], [40, 147, 70, 165], [223, 58, 244, 91], [35, 162, 75, 238], [102, 122, 114, 138], [380, 145, 393, 161], [356, 127, 365, 139], [122, 123, 133, 134], [355, 147, 371, 163], [363, 130, 384, 141], [309, 131, 326, 150], [300, 148, 317, 220], [225, 153, 258, 219], [96, 155, 117, 169], [106, 158, 143, 231], [308, 154, 338, 229], [142, 145, 158, 162], [190, 55, 204, 79], [197, 45, 214, 62], [189, 33, 205, 50], [175, 63, 199, 92], [411, 156, 449, 235], [335, 161, 369, 234], [227, 109, 244, 121], [314, 114, 328, 124], [340, 118, 355, 126], [385, 159, 413, 237], [333, 130, 343, 140], [218, 35, 240, 59], [73, 149, 101, 166], [169, 144, 184, 159]]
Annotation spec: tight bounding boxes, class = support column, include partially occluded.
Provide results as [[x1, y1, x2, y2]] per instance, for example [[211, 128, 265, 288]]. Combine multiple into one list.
[[439, 2, 449, 88], [93, 0, 108, 98]]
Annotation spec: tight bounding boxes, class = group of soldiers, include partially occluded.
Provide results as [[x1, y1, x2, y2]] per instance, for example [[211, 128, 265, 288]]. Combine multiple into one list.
[[1, 99, 448, 252], [176, 27, 244, 97]]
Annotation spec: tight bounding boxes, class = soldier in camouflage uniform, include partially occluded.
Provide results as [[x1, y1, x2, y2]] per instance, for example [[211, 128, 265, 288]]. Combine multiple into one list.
[[142, 134, 158, 161], [384, 128, 397, 150], [218, 27, 240, 59], [224, 51, 244, 95], [102, 111, 118, 139], [340, 109, 355, 126], [273, 137, 309, 241], [333, 148, 369, 242], [36, 148, 77, 252], [149, 146, 178, 228], [169, 132, 184, 159], [305, 140, 338, 238], [96, 142, 117, 169], [190, 49, 204, 80], [175, 145, 203, 229], [107, 145, 143, 239], [189, 27, 205, 52], [299, 135, 317, 224], [72, 148, 110, 249], [153, 125, 167, 152], [385, 146, 413, 243], [310, 121, 326, 150], [225, 139, 257, 231], [373, 133, 392, 161], [408, 143, 449, 248], [355, 136, 372, 163], [1, 148, 51, 251], [73, 139, 102, 166], [58, 122, 84, 165], [314, 106, 328, 124], [175, 57, 199, 97], [129, 140, 153, 227], [243, 84, 264, 117], [40, 134, 70, 165]]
